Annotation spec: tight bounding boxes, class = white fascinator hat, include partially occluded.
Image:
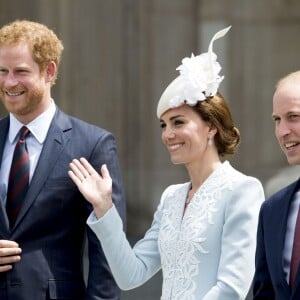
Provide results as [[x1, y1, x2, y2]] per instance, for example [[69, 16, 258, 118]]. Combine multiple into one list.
[[157, 26, 231, 118]]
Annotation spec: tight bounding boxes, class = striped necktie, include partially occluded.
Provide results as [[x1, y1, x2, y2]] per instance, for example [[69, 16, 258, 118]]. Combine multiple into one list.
[[6, 126, 30, 227], [290, 204, 300, 288]]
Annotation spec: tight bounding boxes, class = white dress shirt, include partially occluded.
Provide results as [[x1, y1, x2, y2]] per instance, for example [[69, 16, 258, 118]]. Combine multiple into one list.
[[0, 100, 56, 204]]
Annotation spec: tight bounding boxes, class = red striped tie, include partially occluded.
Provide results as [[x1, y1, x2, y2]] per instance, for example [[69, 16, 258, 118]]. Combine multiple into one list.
[[6, 126, 30, 227], [290, 204, 300, 288]]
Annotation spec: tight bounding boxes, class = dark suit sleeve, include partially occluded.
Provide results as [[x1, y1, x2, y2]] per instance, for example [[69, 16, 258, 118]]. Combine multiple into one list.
[[252, 205, 275, 299], [85, 131, 126, 300]]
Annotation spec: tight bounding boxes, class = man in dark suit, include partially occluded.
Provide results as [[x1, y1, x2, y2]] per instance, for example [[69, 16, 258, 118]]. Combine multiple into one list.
[[253, 71, 300, 299], [0, 20, 126, 299]]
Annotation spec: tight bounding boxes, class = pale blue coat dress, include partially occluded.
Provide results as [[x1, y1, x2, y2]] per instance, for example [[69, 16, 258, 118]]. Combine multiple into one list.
[[87, 161, 265, 300]]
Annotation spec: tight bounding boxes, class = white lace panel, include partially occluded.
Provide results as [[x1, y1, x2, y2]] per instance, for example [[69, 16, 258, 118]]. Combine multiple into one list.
[[157, 162, 237, 300]]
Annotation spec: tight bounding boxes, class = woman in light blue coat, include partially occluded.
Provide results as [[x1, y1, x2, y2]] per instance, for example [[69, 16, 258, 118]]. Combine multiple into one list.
[[68, 26, 265, 300]]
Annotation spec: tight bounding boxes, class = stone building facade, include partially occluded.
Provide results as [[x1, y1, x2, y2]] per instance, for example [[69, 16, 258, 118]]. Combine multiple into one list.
[[1, 0, 300, 236]]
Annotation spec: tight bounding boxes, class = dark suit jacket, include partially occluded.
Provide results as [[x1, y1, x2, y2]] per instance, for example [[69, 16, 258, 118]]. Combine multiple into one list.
[[253, 178, 300, 300], [0, 108, 126, 300]]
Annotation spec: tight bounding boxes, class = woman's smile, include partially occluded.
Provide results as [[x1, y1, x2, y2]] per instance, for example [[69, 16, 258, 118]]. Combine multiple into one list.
[[167, 143, 184, 152]]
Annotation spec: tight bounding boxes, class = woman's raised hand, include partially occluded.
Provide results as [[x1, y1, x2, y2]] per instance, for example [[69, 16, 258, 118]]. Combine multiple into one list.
[[68, 157, 113, 218]]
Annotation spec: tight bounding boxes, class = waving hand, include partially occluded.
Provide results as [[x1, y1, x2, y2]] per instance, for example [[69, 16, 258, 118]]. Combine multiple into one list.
[[68, 157, 113, 218]]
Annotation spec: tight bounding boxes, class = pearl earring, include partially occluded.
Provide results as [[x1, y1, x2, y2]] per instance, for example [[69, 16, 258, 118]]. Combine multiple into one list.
[[208, 137, 213, 146]]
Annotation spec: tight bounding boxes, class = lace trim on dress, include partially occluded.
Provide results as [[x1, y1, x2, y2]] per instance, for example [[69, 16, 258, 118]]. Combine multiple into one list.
[[158, 161, 239, 300]]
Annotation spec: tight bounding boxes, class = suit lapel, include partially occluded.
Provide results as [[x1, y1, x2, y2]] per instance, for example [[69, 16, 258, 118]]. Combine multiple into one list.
[[11, 109, 72, 232], [291, 180, 300, 297], [0, 117, 11, 237], [277, 180, 300, 294], [0, 117, 9, 163]]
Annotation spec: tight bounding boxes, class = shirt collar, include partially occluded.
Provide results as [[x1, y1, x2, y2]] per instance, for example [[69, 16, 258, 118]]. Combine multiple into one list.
[[9, 100, 56, 144]]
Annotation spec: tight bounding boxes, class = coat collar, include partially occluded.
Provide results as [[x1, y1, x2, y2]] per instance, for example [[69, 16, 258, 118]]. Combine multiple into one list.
[[0, 117, 10, 237], [268, 178, 300, 295]]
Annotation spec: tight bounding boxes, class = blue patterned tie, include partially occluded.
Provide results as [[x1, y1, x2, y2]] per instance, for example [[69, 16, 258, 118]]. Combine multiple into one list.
[[6, 126, 30, 227]]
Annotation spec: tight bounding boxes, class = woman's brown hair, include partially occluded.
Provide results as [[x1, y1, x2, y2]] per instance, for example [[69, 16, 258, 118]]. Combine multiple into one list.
[[192, 92, 240, 156]]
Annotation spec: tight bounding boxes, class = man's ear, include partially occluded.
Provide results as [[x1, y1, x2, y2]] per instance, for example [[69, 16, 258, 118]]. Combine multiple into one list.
[[45, 61, 57, 83]]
